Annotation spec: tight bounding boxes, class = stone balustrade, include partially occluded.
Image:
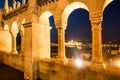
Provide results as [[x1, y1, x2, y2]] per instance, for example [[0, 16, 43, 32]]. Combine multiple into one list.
[[39, 58, 120, 80]]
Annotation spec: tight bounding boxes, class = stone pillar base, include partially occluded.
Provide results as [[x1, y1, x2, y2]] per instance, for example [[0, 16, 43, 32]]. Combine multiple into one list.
[[11, 51, 18, 54], [56, 58, 68, 64], [90, 62, 105, 72]]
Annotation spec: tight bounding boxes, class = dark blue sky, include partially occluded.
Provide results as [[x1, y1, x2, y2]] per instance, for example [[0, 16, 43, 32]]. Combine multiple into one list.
[[1, 0, 120, 42], [102, 0, 120, 42]]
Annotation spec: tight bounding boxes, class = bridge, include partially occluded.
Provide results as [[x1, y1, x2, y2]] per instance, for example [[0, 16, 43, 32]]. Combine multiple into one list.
[[0, 0, 120, 80]]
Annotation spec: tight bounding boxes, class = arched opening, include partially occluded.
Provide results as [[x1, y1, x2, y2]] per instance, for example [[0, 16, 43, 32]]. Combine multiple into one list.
[[49, 16, 58, 57], [16, 32, 21, 53], [62, 2, 89, 28], [4, 24, 9, 31], [65, 8, 91, 61], [39, 11, 56, 58], [11, 22, 19, 53], [61, 2, 91, 61], [102, 0, 120, 68]]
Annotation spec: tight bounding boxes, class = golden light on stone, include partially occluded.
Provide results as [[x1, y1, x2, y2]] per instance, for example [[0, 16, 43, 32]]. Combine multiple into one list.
[[4, 25, 9, 31], [103, 0, 113, 11], [39, 11, 53, 26], [0, 0, 119, 80]]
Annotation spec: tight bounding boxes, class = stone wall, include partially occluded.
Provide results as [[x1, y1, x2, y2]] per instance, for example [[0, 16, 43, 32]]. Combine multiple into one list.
[[39, 58, 120, 80], [0, 31, 12, 53], [4, 54, 24, 72]]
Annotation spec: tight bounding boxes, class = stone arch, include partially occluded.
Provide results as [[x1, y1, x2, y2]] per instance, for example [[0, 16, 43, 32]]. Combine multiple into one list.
[[4, 24, 9, 31], [62, 2, 89, 29], [103, 0, 113, 12], [102, 0, 113, 20], [39, 11, 53, 26]]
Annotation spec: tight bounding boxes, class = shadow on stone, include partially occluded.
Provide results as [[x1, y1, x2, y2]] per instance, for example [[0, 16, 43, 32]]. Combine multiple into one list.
[[0, 64, 24, 80]]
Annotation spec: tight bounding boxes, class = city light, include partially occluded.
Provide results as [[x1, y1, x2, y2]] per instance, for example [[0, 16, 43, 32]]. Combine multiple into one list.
[[74, 58, 83, 67]]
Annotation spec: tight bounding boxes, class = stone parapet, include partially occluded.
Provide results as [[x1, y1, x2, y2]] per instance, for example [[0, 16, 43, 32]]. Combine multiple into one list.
[[3, 53, 24, 72], [39, 58, 120, 80]]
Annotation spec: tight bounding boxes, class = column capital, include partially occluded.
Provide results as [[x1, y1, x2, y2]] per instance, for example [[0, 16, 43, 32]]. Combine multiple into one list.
[[57, 27, 66, 35], [11, 31, 17, 37], [23, 22, 32, 28], [91, 22, 102, 31], [55, 19, 67, 30], [90, 11, 103, 23], [56, 26, 66, 30]]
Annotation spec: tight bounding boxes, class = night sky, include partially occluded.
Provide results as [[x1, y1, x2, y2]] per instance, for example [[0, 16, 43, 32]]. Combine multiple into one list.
[[0, 0, 120, 42]]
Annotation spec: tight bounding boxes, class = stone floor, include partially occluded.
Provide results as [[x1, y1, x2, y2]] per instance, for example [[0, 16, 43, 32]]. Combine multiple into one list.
[[0, 64, 24, 80]]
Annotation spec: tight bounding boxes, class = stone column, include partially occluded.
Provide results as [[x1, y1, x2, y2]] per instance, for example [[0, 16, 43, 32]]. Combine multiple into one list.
[[57, 27, 66, 61], [11, 32, 18, 53], [21, 36, 25, 53], [22, 0, 26, 5], [91, 22, 103, 64], [90, 11, 104, 70]]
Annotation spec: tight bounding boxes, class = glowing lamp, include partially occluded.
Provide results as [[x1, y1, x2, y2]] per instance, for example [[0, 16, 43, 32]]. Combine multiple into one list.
[[74, 59, 83, 67]]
